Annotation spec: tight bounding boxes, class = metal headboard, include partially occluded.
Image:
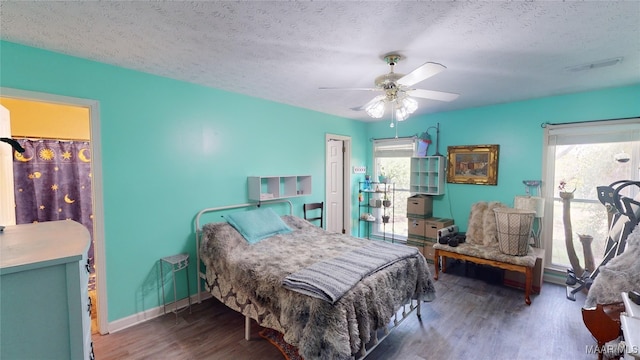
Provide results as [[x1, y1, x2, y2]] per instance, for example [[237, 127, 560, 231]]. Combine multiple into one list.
[[193, 199, 293, 303]]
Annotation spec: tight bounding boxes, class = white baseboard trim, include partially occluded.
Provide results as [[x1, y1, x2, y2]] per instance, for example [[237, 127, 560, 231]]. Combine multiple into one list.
[[543, 267, 567, 285], [107, 292, 212, 333]]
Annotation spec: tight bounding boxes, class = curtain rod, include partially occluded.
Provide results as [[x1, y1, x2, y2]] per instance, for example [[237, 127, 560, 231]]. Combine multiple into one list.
[[540, 116, 639, 128], [369, 135, 417, 142], [10, 135, 90, 142]]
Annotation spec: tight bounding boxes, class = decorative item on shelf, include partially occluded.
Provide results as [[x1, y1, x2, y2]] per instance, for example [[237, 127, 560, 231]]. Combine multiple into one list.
[[369, 198, 382, 208], [382, 215, 390, 223], [364, 174, 372, 190], [383, 193, 391, 207], [360, 213, 375, 222], [378, 165, 387, 184], [416, 132, 431, 157], [358, 190, 363, 202], [419, 122, 441, 156]]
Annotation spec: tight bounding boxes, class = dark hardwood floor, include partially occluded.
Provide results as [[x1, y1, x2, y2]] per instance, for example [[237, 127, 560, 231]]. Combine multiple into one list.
[[93, 263, 598, 360]]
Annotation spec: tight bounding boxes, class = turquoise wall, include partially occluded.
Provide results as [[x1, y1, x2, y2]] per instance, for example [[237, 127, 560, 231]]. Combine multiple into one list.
[[2, 40, 638, 325], [367, 84, 640, 229], [0, 41, 368, 322]]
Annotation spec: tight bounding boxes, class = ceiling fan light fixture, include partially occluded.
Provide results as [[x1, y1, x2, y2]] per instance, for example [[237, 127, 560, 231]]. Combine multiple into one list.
[[323, 54, 457, 122], [395, 108, 408, 121], [393, 96, 418, 122], [401, 96, 418, 114], [365, 99, 386, 118]]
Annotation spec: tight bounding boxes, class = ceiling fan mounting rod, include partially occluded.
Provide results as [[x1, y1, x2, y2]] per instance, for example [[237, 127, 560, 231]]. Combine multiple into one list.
[[384, 54, 401, 66], [375, 54, 404, 89]]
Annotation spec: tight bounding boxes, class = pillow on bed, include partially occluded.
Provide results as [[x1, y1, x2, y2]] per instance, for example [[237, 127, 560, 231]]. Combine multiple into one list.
[[226, 208, 292, 244]]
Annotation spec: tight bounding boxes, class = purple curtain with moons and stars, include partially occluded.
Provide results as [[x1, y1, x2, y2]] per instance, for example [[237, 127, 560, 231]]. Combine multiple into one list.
[[12, 139, 94, 274]]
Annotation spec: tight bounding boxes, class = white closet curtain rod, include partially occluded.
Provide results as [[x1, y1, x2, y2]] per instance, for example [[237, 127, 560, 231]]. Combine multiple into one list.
[[11, 136, 90, 142], [540, 116, 639, 128], [369, 135, 417, 142]]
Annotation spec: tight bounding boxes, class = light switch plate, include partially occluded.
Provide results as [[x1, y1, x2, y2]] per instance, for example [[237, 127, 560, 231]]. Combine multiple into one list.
[[353, 166, 366, 174]]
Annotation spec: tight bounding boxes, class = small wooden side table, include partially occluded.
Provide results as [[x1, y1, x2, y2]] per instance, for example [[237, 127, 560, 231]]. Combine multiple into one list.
[[160, 253, 192, 321]]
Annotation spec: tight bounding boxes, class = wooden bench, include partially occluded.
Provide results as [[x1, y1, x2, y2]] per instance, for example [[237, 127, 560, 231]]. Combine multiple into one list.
[[433, 242, 537, 305]]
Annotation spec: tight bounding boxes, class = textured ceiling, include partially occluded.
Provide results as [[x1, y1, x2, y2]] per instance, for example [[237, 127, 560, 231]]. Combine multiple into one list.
[[1, 1, 639, 122]]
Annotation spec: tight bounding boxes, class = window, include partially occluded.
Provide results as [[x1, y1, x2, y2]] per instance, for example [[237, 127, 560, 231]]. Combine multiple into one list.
[[543, 118, 640, 271], [372, 138, 415, 240]]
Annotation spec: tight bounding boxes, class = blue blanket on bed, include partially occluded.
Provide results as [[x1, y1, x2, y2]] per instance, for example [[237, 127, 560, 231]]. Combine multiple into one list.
[[282, 241, 419, 304]]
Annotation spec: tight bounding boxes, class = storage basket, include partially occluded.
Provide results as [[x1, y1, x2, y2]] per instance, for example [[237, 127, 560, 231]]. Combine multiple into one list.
[[493, 208, 535, 256]]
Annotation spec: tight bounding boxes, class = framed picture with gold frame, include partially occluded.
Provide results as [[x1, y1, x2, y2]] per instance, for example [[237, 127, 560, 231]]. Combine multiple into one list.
[[446, 144, 499, 185]]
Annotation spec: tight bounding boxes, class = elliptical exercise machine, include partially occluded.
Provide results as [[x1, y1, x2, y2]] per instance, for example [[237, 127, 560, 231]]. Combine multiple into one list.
[[566, 180, 640, 301]]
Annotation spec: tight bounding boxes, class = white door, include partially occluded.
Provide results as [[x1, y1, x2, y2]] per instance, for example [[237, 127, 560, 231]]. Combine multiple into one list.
[[0, 105, 16, 226], [326, 138, 344, 233], [325, 134, 352, 234]]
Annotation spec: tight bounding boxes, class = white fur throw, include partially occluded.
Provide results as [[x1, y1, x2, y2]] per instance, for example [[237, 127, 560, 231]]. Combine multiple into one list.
[[585, 223, 640, 308], [466, 201, 507, 246], [467, 202, 488, 245]]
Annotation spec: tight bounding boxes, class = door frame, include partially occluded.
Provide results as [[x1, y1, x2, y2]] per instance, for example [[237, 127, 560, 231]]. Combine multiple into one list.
[[1, 87, 108, 335], [325, 133, 352, 234]]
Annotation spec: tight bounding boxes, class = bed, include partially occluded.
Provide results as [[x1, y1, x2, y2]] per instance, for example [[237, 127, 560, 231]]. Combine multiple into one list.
[[194, 200, 436, 359]]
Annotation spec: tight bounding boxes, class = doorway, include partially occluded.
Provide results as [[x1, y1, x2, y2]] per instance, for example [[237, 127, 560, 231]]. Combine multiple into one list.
[[0, 88, 108, 335], [325, 134, 352, 234]]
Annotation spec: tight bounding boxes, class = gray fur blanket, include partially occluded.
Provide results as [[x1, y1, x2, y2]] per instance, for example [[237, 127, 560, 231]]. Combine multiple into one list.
[[585, 223, 640, 308], [200, 215, 435, 360]]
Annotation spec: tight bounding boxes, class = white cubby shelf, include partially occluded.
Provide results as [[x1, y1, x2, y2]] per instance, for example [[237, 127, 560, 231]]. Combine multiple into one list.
[[248, 175, 312, 201], [409, 156, 445, 195]]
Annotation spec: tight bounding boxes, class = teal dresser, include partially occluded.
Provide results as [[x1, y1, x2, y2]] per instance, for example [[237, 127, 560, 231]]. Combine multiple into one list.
[[0, 220, 92, 359]]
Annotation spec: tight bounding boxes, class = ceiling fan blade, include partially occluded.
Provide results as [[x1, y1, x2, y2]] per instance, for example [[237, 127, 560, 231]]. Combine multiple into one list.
[[407, 89, 459, 102], [319, 87, 381, 91], [363, 94, 386, 105], [397, 62, 446, 87], [350, 95, 387, 111]]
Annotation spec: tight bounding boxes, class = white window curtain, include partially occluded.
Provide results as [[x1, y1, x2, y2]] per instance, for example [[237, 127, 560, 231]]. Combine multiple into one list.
[[545, 120, 640, 146], [542, 118, 640, 272], [373, 138, 415, 165]]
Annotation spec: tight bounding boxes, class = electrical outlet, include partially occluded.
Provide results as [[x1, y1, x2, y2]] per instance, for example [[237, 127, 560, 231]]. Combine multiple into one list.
[[353, 166, 366, 174]]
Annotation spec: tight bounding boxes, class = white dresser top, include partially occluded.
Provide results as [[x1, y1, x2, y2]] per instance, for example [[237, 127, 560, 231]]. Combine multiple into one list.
[[0, 220, 90, 275], [623, 291, 640, 318]]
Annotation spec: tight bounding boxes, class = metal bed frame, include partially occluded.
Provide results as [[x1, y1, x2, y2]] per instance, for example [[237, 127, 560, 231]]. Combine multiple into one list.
[[193, 199, 422, 358]]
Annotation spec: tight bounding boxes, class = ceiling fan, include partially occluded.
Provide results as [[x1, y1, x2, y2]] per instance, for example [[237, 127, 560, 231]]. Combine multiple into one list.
[[321, 54, 459, 121]]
